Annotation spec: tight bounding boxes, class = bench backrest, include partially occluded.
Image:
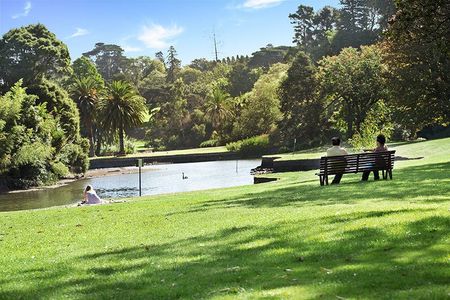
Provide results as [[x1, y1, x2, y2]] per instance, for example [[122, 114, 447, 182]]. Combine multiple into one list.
[[319, 150, 396, 175]]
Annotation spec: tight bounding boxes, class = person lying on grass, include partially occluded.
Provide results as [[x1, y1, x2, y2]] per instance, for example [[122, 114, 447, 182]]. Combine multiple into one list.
[[80, 185, 103, 205]]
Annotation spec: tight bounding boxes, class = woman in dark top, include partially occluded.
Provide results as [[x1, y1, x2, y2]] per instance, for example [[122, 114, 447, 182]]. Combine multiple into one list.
[[361, 134, 388, 181]]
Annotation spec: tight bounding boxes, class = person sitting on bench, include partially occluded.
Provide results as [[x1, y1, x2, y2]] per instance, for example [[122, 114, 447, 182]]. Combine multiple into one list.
[[362, 134, 388, 181], [326, 137, 348, 184]]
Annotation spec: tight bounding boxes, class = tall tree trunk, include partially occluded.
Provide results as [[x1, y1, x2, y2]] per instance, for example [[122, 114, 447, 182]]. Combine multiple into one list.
[[95, 137, 102, 156], [345, 101, 354, 138], [88, 126, 95, 157], [119, 123, 125, 155]]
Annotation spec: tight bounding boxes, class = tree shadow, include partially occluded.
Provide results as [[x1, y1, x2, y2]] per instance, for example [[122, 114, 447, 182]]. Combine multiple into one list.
[[1, 215, 448, 299], [1, 162, 448, 299], [188, 161, 450, 211]]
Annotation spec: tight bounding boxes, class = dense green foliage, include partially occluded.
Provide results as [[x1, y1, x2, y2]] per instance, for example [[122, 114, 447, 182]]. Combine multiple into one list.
[[278, 52, 324, 148], [1, 138, 449, 298], [383, 0, 450, 136], [318, 45, 388, 138], [0, 24, 89, 189], [100, 81, 148, 155], [1, 0, 449, 187], [226, 134, 271, 157], [0, 82, 88, 188], [0, 23, 71, 91]]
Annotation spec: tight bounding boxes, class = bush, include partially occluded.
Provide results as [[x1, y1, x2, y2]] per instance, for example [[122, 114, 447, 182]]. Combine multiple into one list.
[[8, 142, 54, 188], [58, 143, 89, 174], [200, 139, 219, 148], [50, 161, 69, 178], [225, 140, 242, 152], [99, 138, 136, 156], [349, 101, 393, 150], [226, 135, 270, 157]]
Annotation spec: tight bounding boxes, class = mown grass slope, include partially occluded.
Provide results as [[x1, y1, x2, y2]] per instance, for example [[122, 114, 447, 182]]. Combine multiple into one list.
[[1, 138, 449, 299]]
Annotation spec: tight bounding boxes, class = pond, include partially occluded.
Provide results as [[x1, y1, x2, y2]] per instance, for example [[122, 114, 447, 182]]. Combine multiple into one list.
[[0, 159, 260, 212]]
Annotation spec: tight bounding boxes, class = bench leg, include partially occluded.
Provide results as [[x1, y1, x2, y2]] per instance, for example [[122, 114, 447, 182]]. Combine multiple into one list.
[[319, 176, 324, 186], [325, 175, 329, 185]]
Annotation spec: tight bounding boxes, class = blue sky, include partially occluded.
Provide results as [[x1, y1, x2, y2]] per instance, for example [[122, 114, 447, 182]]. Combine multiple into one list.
[[0, 0, 339, 64]]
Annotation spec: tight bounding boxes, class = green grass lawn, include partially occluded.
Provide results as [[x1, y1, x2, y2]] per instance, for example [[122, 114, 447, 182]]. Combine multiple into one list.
[[1, 138, 449, 299], [266, 140, 429, 161]]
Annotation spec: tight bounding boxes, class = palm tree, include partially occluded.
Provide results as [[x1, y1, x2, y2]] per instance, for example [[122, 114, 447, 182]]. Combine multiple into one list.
[[100, 81, 147, 155], [204, 87, 233, 133], [71, 76, 101, 157]]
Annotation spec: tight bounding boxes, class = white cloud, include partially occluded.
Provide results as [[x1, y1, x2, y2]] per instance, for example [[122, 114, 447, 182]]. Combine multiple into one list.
[[67, 28, 89, 39], [242, 0, 284, 9], [138, 24, 184, 49], [12, 1, 32, 19]]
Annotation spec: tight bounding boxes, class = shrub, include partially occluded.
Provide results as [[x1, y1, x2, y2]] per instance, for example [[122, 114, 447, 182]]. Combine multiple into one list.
[[50, 161, 69, 178], [200, 139, 219, 148], [226, 140, 242, 152], [226, 135, 270, 157], [349, 101, 393, 150], [8, 142, 54, 188], [58, 143, 89, 174], [124, 138, 136, 154]]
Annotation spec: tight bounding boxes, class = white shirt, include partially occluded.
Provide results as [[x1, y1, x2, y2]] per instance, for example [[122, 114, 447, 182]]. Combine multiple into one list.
[[85, 190, 102, 204], [327, 146, 348, 157]]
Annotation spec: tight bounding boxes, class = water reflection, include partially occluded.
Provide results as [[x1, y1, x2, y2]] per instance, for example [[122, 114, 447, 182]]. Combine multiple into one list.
[[0, 159, 259, 212]]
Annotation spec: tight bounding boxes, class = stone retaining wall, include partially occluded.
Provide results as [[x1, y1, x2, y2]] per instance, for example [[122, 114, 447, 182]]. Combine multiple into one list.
[[260, 157, 320, 172], [89, 152, 241, 169]]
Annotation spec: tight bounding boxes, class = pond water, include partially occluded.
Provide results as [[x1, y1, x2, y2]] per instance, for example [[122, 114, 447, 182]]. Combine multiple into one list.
[[0, 159, 260, 212]]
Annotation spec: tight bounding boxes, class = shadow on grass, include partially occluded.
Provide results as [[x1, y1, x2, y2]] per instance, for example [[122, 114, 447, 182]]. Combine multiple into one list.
[[0, 162, 448, 299], [191, 161, 450, 211], [1, 214, 448, 299]]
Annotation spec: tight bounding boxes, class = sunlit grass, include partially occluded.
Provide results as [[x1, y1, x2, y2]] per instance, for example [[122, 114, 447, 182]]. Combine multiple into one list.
[[1, 138, 449, 299]]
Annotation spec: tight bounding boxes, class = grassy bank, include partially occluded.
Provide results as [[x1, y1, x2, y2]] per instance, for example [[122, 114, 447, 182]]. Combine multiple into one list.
[[1, 138, 449, 299]]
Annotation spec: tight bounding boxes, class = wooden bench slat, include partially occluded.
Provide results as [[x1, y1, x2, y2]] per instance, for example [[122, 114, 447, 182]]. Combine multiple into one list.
[[316, 151, 396, 185]]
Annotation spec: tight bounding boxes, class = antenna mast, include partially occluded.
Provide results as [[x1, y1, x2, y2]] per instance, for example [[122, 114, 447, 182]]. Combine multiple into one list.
[[213, 31, 219, 62]]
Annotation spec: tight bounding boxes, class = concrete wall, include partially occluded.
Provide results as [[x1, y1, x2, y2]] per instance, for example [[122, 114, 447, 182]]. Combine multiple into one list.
[[259, 157, 320, 172]]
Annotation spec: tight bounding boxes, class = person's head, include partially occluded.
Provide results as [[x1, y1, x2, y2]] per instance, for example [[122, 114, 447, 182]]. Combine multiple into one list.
[[331, 137, 341, 146], [376, 134, 386, 146], [85, 185, 92, 192]]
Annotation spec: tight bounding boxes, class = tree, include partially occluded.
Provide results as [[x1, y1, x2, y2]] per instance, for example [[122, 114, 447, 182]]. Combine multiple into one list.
[[318, 45, 388, 138], [227, 62, 261, 97], [122, 56, 164, 87], [83, 43, 127, 82], [166, 46, 181, 83], [204, 87, 233, 135], [0, 81, 88, 188], [155, 51, 166, 67], [289, 5, 338, 60], [338, 0, 368, 32], [71, 76, 102, 157], [0, 24, 71, 91], [289, 5, 315, 48], [27, 78, 81, 141], [383, 0, 450, 136], [100, 81, 148, 155], [233, 63, 287, 139], [278, 52, 324, 147], [71, 56, 105, 88], [248, 45, 291, 69], [189, 58, 216, 72]]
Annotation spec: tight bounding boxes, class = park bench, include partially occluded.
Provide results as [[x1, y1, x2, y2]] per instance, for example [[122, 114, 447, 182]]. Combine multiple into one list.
[[316, 150, 396, 186]]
